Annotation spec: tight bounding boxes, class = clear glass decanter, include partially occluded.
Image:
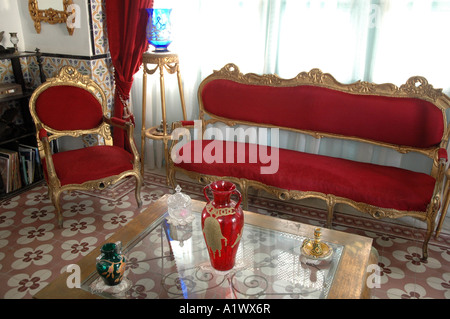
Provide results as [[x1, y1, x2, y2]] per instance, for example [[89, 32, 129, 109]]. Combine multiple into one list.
[[167, 185, 193, 225]]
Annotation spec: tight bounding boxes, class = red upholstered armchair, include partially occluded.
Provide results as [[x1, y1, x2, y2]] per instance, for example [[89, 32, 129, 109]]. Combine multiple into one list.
[[29, 66, 143, 227]]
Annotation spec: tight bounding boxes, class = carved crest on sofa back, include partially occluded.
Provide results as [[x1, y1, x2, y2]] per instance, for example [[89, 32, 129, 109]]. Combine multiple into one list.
[[210, 63, 449, 108]]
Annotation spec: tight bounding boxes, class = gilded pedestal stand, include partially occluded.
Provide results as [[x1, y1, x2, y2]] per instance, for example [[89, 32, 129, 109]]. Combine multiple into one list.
[[140, 52, 187, 183]]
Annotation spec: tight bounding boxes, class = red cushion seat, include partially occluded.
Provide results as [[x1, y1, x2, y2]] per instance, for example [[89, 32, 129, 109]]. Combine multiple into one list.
[[43, 145, 134, 186], [174, 140, 435, 212]]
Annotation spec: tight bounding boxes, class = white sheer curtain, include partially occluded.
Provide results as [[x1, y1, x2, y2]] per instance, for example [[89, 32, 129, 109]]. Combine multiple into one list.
[[132, 0, 450, 173]]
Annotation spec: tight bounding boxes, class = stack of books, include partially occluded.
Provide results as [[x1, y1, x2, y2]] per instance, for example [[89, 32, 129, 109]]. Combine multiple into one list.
[[0, 144, 43, 194]]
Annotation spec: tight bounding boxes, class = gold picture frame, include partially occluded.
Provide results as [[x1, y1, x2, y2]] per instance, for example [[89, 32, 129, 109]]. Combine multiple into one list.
[[28, 0, 75, 36]]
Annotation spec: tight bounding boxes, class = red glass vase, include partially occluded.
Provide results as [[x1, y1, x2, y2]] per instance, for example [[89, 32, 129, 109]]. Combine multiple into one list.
[[202, 180, 244, 271]]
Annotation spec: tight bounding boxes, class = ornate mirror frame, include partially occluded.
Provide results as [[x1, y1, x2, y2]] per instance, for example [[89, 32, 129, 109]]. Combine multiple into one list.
[[28, 0, 75, 36]]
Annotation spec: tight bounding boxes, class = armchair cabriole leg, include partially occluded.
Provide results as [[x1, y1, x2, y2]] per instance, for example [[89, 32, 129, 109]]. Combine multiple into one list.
[[422, 226, 433, 261], [51, 191, 63, 228], [422, 242, 429, 261], [422, 217, 435, 261], [135, 175, 143, 208]]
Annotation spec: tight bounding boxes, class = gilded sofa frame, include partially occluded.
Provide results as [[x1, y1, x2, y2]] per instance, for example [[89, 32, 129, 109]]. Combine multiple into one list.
[[29, 66, 143, 227], [168, 63, 450, 260]]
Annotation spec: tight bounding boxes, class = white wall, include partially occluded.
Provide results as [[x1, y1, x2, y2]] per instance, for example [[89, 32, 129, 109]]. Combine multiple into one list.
[[0, 0, 25, 51], [2, 0, 92, 56]]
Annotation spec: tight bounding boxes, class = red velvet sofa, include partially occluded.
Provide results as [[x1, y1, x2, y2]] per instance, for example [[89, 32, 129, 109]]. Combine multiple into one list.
[[168, 63, 450, 260]]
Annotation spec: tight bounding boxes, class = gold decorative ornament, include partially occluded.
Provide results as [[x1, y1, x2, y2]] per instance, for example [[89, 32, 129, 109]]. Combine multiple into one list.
[[301, 228, 332, 260], [28, 0, 75, 35], [202, 216, 228, 258]]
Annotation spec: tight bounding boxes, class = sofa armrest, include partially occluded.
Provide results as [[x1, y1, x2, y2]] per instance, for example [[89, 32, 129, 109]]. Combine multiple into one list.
[[172, 120, 195, 130], [180, 120, 195, 127]]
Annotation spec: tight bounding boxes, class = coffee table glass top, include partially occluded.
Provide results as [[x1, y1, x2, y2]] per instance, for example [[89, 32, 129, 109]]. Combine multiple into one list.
[[81, 210, 343, 299]]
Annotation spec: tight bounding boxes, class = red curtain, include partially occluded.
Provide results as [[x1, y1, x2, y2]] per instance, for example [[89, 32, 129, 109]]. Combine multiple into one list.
[[105, 0, 153, 148]]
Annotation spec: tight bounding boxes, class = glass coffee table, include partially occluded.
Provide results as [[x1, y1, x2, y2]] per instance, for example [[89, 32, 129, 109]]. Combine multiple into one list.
[[34, 195, 376, 299]]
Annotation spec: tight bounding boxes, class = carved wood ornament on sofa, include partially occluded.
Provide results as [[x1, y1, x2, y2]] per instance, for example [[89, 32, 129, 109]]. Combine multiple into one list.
[[28, 0, 75, 36]]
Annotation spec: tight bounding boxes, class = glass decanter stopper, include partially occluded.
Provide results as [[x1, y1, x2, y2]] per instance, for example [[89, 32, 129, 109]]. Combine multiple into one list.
[[167, 185, 193, 225]]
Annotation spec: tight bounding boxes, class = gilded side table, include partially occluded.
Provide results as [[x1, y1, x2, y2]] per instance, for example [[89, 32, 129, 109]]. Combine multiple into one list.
[[140, 52, 187, 182]]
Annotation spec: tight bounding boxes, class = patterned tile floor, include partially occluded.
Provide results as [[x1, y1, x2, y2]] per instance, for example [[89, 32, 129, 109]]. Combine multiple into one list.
[[0, 170, 449, 299]]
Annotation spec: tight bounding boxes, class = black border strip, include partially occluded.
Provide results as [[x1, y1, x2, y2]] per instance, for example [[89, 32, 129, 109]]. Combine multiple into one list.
[[38, 52, 109, 60], [87, 0, 96, 56]]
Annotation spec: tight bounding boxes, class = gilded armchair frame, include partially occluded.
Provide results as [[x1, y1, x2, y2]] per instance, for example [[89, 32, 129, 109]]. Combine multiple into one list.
[[168, 63, 450, 260], [29, 66, 143, 227]]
